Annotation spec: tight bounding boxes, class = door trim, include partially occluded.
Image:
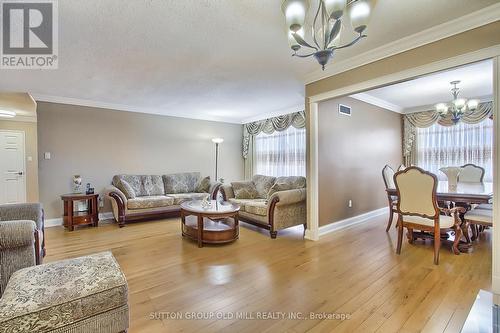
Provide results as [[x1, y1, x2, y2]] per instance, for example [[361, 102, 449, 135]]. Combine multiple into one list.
[[0, 130, 27, 203]]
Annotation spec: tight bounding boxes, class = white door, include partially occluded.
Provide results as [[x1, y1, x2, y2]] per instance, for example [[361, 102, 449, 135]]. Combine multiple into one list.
[[0, 131, 26, 204]]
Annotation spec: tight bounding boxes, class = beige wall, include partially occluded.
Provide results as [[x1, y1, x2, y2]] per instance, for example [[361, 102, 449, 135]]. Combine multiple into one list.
[[0, 120, 39, 203], [37, 102, 244, 219], [318, 97, 402, 226]]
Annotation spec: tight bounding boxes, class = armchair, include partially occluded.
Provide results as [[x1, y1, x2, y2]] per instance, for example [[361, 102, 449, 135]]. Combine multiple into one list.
[[394, 166, 463, 265], [0, 203, 44, 263]]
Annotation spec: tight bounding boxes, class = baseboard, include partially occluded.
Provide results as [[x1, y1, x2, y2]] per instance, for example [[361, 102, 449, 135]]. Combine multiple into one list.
[[318, 207, 386, 237], [45, 212, 115, 228]]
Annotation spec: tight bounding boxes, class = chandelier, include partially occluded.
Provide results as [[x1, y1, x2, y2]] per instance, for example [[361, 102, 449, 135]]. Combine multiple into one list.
[[435, 81, 479, 124], [282, 0, 373, 70]]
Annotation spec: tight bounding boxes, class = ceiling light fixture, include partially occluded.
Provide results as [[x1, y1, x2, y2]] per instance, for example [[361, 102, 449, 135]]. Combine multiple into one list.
[[282, 0, 374, 70], [0, 110, 16, 118], [435, 81, 479, 124]]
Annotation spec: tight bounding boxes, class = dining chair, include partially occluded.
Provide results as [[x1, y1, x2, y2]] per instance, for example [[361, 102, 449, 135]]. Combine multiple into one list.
[[382, 165, 397, 232], [394, 166, 464, 265], [464, 208, 492, 241], [459, 164, 485, 183], [398, 164, 406, 171]]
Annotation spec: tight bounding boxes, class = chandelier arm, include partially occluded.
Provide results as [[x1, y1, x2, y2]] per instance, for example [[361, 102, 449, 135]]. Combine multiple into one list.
[[326, 20, 341, 49], [292, 52, 316, 58], [330, 34, 367, 50], [311, 0, 323, 50], [292, 33, 318, 51]]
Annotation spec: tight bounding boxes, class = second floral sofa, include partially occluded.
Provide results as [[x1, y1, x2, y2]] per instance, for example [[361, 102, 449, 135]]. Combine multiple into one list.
[[106, 172, 221, 226], [220, 175, 306, 238]]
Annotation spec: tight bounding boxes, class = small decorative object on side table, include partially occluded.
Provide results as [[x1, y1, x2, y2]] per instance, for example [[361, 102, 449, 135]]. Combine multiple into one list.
[[61, 193, 99, 231], [181, 200, 240, 248]]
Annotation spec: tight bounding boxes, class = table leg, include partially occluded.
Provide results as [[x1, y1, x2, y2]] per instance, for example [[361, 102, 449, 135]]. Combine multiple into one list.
[[197, 215, 203, 248], [68, 200, 74, 231], [234, 214, 239, 239]]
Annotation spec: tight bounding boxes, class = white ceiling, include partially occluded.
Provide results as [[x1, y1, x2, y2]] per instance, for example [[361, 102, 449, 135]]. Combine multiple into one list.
[[0, 0, 498, 123], [351, 59, 493, 113]]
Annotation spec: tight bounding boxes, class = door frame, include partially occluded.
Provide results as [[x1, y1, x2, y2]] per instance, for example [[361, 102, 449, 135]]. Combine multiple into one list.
[[305, 45, 500, 292], [0, 129, 27, 203]]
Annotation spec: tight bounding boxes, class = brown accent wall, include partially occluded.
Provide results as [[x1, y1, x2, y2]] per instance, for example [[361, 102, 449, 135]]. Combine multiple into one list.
[[37, 102, 244, 219], [318, 97, 402, 226], [0, 120, 39, 203], [307, 21, 500, 97]]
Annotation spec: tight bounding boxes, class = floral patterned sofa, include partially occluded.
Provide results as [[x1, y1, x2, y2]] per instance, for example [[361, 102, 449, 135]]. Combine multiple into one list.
[[220, 175, 306, 238], [106, 172, 221, 227]]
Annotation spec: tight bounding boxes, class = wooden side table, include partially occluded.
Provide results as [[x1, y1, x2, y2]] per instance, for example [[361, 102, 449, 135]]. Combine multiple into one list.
[[61, 193, 99, 231]]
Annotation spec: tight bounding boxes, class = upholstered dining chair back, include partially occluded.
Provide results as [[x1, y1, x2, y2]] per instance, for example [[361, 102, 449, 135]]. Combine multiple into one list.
[[382, 165, 395, 189], [394, 167, 439, 219], [398, 164, 406, 171], [459, 164, 485, 183]]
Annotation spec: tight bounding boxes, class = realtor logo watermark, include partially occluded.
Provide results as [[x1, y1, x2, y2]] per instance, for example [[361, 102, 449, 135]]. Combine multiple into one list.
[[1, 0, 58, 69]]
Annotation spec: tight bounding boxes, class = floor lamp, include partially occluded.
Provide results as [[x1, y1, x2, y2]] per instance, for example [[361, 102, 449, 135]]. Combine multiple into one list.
[[212, 138, 224, 182]]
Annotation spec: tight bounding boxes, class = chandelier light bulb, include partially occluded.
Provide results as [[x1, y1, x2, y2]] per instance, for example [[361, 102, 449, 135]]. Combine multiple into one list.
[[283, 0, 307, 32], [348, 0, 371, 33], [453, 98, 466, 111], [435, 103, 448, 115], [288, 27, 304, 51], [467, 99, 479, 111], [324, 0, 346, 19]]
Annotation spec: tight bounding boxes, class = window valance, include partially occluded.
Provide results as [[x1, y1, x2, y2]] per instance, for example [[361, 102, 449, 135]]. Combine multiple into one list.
[[243, 111, 306, 159]]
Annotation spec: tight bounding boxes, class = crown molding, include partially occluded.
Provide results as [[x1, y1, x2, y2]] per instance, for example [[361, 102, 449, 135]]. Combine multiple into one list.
[[349, 92, 403, 113], [31, 94, 245, 124], [239, 104, 305, 124], [305, 3, 500, 84]]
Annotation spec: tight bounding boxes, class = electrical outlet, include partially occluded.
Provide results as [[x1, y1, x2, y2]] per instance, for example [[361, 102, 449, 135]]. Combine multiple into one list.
[[348, 200, 353, 208], [44, 152, 51, 160], [98, 197, 104, 208]]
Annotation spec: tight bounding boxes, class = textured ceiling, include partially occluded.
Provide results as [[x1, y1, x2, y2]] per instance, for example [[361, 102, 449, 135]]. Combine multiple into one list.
[[0, 0, 498, 123], [354, 60, 493, 111]]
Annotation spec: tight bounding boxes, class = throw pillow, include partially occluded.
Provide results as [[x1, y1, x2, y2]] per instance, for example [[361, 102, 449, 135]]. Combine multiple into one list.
[[232, 181, 259, 199], [163, 172, 200, 193], [196, 176, 211, 193], [117, 180, 136, 199], [267, 176, 306, 198], [252, 175, 276, 199]]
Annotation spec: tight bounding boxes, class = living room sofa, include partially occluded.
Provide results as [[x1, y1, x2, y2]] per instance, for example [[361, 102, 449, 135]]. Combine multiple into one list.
[[220, 175, 306, 238], [106, 172, 221, 227]]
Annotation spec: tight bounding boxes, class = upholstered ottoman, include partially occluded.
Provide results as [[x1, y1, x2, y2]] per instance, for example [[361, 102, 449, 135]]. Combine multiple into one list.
[[0, 252, 128, 333]]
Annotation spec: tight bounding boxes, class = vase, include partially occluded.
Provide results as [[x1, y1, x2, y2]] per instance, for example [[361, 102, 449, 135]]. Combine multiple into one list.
[[439, 167, 460, 191]]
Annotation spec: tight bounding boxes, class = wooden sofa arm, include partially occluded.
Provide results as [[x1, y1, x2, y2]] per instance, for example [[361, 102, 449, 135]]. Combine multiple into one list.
[[105, 186, 127, 227]]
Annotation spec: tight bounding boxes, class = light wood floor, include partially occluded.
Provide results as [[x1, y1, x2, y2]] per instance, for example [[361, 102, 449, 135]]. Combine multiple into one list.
[[45, 214, 491, 333]]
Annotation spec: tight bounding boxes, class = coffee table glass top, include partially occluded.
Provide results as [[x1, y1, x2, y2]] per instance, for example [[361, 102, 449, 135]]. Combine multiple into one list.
[[180, 200, 240, 214]]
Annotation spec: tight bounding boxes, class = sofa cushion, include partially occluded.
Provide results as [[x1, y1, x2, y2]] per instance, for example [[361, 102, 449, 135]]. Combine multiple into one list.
[[231, 181, 259, 199], [170, 193, 209, 205], [252, 175, 276, 199], [245, 201, 268, 216], [163, 172, 201, 194], [195, 176, 211, 193], [113, 175, 165, 197], [113, 175, 141, 199], [127, 196, 174, 210], [0, 252, 128, 333], [268, 176, 306, 197], [228, 198, 266, 211]]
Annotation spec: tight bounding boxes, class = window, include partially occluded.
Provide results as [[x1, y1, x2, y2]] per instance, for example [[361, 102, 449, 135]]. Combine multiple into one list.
[[255, 126, 306, 177], [416, 118, 493, 181]]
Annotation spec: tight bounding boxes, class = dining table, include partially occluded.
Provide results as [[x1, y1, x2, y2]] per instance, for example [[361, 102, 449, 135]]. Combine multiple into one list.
[[386, 181, 493, 252]]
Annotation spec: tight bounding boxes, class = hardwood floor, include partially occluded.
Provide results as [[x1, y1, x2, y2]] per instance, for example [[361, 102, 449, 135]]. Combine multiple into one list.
[[44, 214, 491, 333]]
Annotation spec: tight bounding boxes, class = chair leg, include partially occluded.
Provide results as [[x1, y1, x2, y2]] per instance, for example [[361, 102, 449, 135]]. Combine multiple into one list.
[[396, 219, 403, 255], [452, 225, 462, 255], [407, 228, 414, 244], [386, 206, 394, 232], [433, 227, 441, 265], [461, 221, 471, 243], [470, 223, 478, 241]]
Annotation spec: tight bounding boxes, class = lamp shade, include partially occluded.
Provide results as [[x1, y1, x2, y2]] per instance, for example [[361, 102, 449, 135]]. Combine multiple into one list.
[[348, 0, 371, 33], [212, 138, 224, 144], [453, 98, 466, 111], [324, 0, 346, 19], [0, 110, 16, 118], [435, 103, 448, 115], [282, 0, 307, 32], [467, 99, 479, 111]]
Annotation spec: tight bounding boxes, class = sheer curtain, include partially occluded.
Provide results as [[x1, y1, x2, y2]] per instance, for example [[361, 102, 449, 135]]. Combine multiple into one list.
[[416, 118, 493, 181], [255, 126, 306, 177]]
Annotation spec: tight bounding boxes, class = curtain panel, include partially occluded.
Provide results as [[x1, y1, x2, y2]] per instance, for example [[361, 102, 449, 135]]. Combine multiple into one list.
[[403, 101, 493, 164], [243, 111, 306, 178]]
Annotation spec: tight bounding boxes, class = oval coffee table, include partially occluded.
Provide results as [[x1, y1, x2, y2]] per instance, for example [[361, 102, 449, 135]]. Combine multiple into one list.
[[180, 200, 240, 248]]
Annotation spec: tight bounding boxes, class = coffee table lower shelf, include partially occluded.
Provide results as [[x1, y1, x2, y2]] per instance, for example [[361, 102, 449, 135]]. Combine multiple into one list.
[[181, 215, 239, 248]]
